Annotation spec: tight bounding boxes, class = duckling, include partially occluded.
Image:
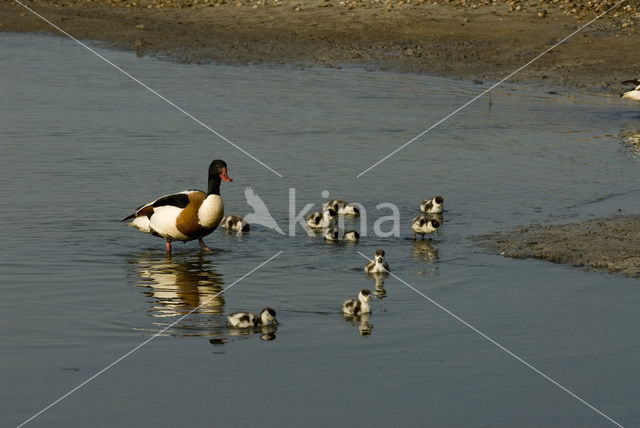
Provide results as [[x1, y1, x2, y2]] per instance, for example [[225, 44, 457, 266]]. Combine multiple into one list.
[[341, 289, 372, 315], [228, 307, 277, 328], [323, 227, 360, 242], [411, 216, 440, 240], [323, 199, 360, 217], [323, 226, 340, 241], [323, 198, 348, 212], [306, 208, 337, 229], [220, 215, 250, 232], [342, 204, 360, 217], [364, 249, 390, 274], [343, 229, 360, 242], [420, 196, 444, 214]]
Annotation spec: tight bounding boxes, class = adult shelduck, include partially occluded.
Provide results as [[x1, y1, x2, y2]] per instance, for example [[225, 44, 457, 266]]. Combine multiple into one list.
[[122, 159, 232, 254], [622, 79, 640, 101]]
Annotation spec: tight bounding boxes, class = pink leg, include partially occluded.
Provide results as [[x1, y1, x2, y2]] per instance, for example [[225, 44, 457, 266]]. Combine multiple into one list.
[[198, 238, 212, 252], [165, 241, 172, 255]]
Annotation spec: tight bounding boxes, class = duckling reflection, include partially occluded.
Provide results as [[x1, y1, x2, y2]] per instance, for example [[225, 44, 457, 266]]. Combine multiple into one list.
[[342, 312, 374, 336], [620, 130, 640, 157], [412, 240, 439, 262], [373, 276, 387, 299], [213, 324, 278, 343], [227, 324, 278, 341], [130, 253, 225, 318]]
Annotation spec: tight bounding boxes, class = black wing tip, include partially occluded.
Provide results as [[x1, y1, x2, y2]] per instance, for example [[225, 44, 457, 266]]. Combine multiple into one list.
[[121, 214, 135, 222], [622, 79, 640, 85]]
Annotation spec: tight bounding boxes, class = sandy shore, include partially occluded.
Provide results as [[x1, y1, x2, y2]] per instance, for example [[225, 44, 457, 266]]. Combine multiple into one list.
[[3, 0, 640, 276], [2, 0, 639, 92]]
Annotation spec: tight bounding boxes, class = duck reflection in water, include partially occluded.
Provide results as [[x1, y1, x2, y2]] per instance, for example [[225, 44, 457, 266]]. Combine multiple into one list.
[[130, 253, 229, 339], [210, 323, 278, 344], [132, 253, 225, 318], [342, 312, 374, 336], [412, 240, 439, 262], [131, 253, 279, 342], [412, 240, 439, 277], [374, 276, 386, 299], [620, 130, 640, 157], [225, 324, 278, 342]]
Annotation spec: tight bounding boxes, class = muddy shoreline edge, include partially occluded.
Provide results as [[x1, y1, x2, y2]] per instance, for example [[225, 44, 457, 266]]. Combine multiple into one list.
[[3, 0, 640, 91]]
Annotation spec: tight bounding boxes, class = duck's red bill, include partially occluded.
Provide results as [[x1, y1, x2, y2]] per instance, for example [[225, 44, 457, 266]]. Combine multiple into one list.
[[220, 168, 232, 182]]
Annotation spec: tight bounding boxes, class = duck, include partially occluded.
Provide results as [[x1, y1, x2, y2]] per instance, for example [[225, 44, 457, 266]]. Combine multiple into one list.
[[622, 79, 640, 101], [122, 159, 231, 254], [411, 215, 440, 240], [364, 249, 390, 274], [221, 215, 250, 233], [323, 226, 340, 242], [342, 204, 361, 217], [228, 307, 278, 328], [420, 195, 444, 214], [341, 289, 372, 315], [323, 199, 361, 217], [343, 229, 360, 242], [323, 226, 360, 242], [306, 208, 337, 229]]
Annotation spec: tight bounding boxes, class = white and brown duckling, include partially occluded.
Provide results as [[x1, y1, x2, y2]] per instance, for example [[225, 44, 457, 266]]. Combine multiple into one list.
[[323, 226, 360, 242], [364, 249, 390, 274], [323, 199, 361, 217], [306, 208, 337, 229], [220, 215, 250, 233], [341, 289, 372, 315], [420, 195, 444, 214], [123, 159, 231, 254], [622, 79, 640, 101], [411, 215, 440, 240], [343, 230, 360, 242], [228, 307, 278, 328]]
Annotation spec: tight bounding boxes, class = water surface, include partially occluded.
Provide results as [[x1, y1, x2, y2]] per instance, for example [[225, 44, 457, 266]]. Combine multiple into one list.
[[1, 33, 640, 427]]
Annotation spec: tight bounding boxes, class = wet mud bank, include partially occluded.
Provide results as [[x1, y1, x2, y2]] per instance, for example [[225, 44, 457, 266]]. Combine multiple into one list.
[[474, 215, 640, 277]]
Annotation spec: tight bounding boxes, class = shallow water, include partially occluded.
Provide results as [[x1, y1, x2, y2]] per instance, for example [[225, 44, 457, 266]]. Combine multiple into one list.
[[1, 32, 640, 427]]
